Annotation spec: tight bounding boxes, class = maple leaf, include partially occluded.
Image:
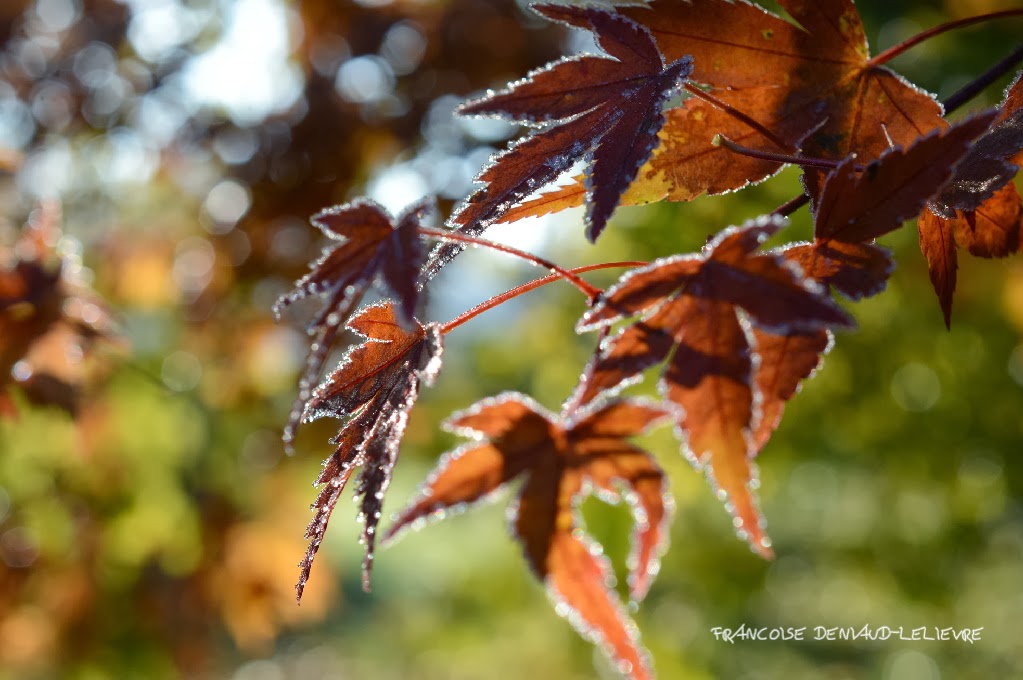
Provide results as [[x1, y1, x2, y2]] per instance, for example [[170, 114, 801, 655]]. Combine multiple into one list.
[[750, 328, 832, 453], [1, 203, 117, 417], [508, 0, 951, 221], [931, 69, 1023, 216], [576, 216, 852, 557], [778, 111, 998, 305], [911, 78, 1023, 326], [912, 70, 1023, 327], [813, 112, 997, 243], [781, 240, 894, 301], [499, 84, 824, 223], [385, 393, 671, 680], [917, 208, 958, 329], [295, 301, 443, 599], [275, 197, 430, 449], [625, 0, 945, 160], [442, 4, 692, 249], [918, 183, 1023, 327], [751, 114, 994, 419]]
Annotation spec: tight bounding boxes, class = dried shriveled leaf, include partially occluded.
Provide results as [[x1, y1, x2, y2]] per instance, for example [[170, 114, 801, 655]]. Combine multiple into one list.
[[1, 205, 117, 417], [443, 4, 693, 251], [276, 198, 431, 448], [296, 302, 443, 599], [577, 216, 852, 556], [386, 393, 671, 680]]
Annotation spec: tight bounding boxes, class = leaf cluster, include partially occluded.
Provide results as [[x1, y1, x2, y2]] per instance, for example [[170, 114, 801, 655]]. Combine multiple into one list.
[[274, 3, 1023, 678]]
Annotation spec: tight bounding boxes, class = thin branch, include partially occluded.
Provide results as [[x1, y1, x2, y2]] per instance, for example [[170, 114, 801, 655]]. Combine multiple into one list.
[[418, 227, 601, 299], [868, 9, 1023, 68], [440, 261, 646, 336], [943, 43, 1023, 113], [714, 135, 865, 172], [771, 193, 810, 217]]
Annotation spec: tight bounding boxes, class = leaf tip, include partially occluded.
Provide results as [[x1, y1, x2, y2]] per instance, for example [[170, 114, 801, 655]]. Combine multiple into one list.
[[753, 535, 775, 560]]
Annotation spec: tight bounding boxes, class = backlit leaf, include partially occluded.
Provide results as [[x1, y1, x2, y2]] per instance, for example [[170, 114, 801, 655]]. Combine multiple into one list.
[[931, 69, 1023, 215], [296, 302, 443, 599], [577, 216, 852, 556], [919, 184, 1022, 327], [440, 4, 693, 255], [386, 393, 671, 680], [781, 240, 894, 300], [276, 198, 431, 449], [813, 111, 998, 243], [918, 209, 958, 329], [613, 0, 946, 202], [751, 328, 832, 453]]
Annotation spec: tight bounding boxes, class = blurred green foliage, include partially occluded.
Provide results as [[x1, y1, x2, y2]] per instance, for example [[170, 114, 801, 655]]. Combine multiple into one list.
[[1, 0, 1023, 679]]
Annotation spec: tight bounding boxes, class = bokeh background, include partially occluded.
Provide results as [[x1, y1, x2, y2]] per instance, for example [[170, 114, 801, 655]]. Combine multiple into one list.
[[1, 0, 1022, 678]]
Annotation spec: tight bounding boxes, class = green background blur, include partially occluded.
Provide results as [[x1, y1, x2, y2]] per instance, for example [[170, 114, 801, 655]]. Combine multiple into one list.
[[1, 0, 1022, 678]]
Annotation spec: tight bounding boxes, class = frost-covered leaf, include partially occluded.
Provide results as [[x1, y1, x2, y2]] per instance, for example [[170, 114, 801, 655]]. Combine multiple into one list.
[[430, 3, 692, 275], [913, 72, 1023, 328], [918, 184, 1022, 327], [781, 240, 894, 301], [779, 113, 996, 321], [931, 69, 1023, 215], [918, 208, 958, 329], [911, 110, 1023, 327], [497, 85, 823, 222], [576, 216, 852, 557], [611, 0, 947, 204], [750, 328, 832, 453], [386, 393, 671, 680], [276, 197, 431, 449], [296, 302, 442, 599], [812, 111, 997, 243]]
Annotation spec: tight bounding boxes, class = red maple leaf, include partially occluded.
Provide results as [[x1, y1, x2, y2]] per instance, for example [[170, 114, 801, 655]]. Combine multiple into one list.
[[931, 69, 1023, 216], [750, 328, 832, 454], [627, 0, 945, 162], [576, 216, 852, 557], [442, 4, 692, 250], [295, 302, 443, 599], [752, 113, 994, 443], [385, 393, 671, 680], [779, 111, 997, 302], [918, 72, 1023, 326], [275, 198, 430, 448], [918, 184, 1022, 327], [506, 0, 949, 221]]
